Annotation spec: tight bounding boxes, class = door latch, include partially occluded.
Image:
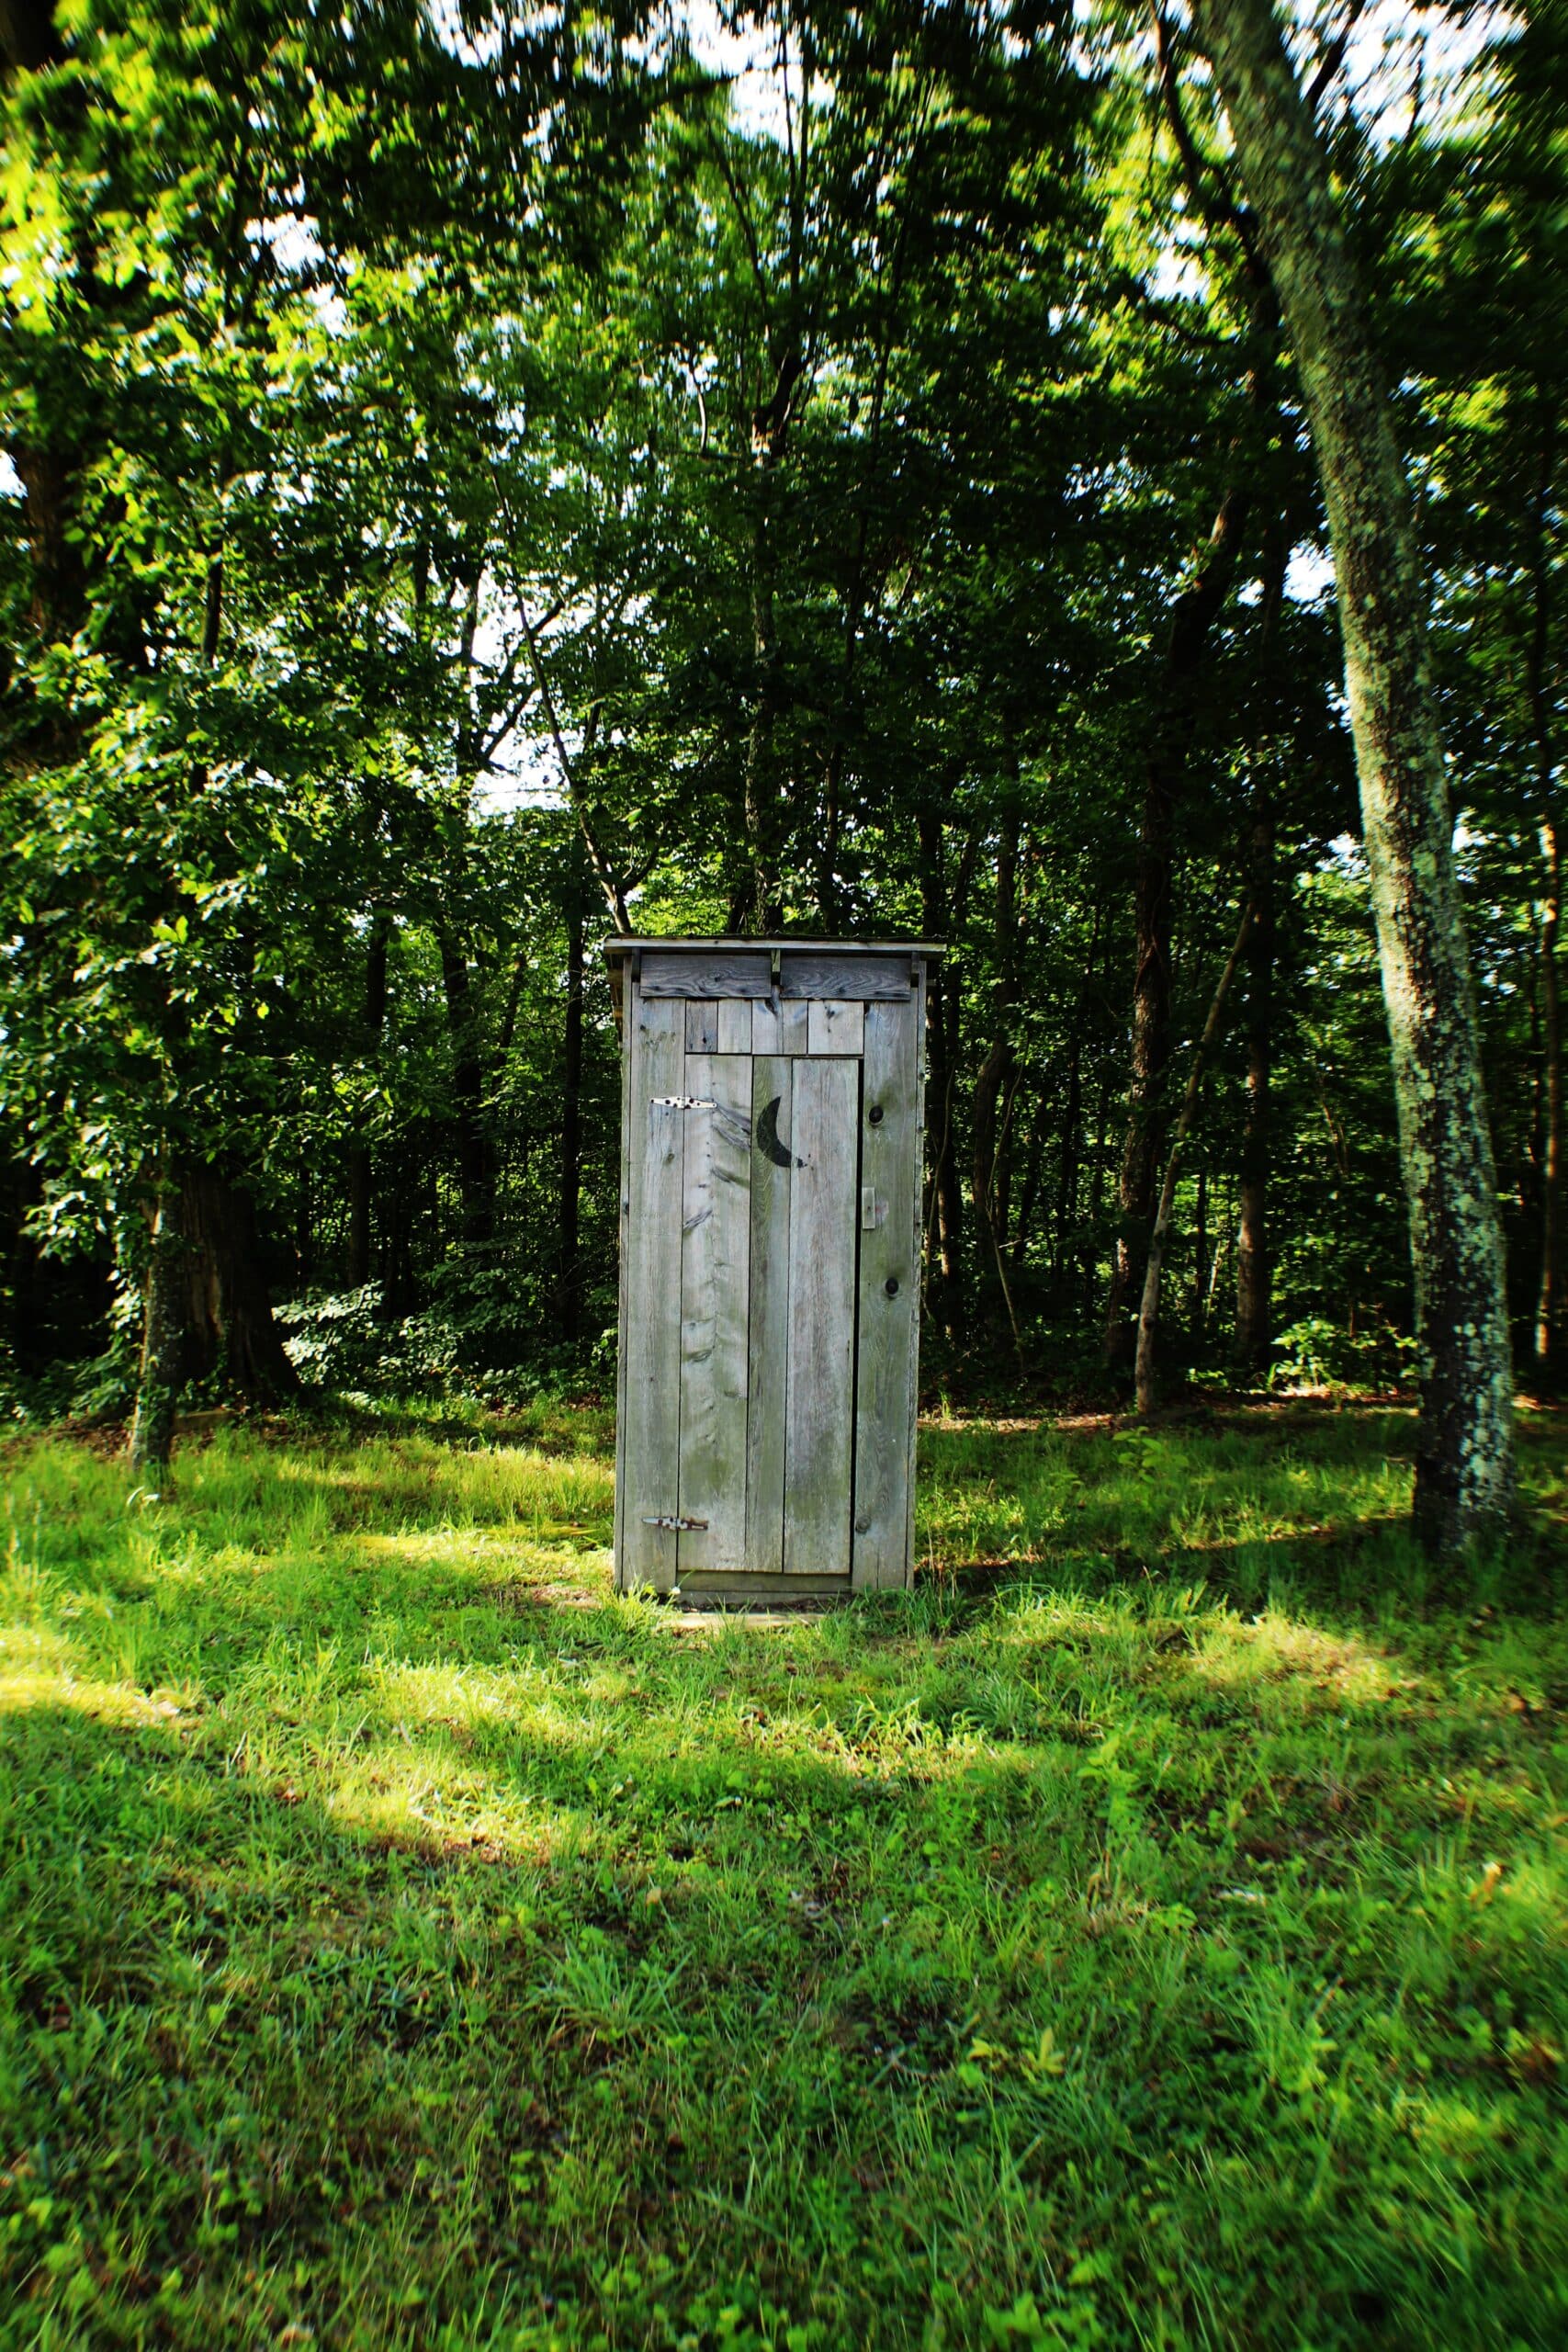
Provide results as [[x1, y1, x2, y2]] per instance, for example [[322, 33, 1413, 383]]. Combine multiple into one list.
[[641, 1515, 709, 1532]]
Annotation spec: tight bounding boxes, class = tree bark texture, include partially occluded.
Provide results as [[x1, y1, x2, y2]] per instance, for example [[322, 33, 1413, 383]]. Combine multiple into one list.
[[1104, 481, 1251, 1366], [1191, 0, 1515, 1550]]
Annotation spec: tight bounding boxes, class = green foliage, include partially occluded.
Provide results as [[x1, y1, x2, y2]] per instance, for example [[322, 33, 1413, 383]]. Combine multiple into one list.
[[1, 1404, 1565, 2346], [0, 6, 1562, 1411]]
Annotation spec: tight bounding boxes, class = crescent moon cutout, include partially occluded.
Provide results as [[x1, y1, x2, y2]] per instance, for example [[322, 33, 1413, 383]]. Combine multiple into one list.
[[756, 1095, 803, 1170]]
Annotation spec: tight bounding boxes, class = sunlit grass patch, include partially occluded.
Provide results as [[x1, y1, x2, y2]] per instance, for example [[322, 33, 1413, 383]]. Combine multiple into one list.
[[0, 1405, 1565, 2349]]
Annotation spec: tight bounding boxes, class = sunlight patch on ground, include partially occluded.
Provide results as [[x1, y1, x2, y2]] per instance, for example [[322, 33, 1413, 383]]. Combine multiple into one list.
[[0, 1664, 183, 1726], [1184, 1611, 1407, 1704]]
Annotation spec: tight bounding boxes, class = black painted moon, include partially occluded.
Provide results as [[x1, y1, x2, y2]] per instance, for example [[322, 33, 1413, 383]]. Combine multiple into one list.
[[756, 1095, 803, 1169]]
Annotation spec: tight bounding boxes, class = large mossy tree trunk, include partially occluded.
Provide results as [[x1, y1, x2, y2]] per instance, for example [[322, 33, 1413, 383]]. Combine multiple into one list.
[[1190, 0, 1514, 1551]]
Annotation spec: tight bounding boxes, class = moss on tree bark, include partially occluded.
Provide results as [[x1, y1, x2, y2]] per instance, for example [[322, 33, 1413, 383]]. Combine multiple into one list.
[[1190, 0, 1515, 1552]]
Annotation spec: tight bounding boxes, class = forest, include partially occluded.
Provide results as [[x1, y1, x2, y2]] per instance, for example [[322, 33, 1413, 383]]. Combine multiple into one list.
[[2, 3, 1566, 2348], [2, 0, 1561, 1458]]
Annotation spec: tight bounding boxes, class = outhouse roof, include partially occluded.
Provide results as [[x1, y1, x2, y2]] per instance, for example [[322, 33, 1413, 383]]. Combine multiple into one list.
[[602, 935, 943, 1023]]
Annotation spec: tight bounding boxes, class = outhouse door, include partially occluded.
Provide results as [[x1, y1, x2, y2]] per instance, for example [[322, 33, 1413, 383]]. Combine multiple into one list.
[[614, 956, 931, 1598], [675, 1047, 860, 1578]]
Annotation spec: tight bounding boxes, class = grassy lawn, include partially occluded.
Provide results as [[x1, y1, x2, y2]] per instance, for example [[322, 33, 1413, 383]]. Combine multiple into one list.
[[1, 1400, 1565, 2350]]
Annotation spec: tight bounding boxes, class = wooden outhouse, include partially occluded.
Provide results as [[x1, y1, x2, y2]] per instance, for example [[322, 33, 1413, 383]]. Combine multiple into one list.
[[605, 938, 940, 1600]]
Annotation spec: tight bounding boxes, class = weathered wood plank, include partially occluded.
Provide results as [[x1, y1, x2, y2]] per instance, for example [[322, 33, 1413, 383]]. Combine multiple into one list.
[[745, 1057, 792, 1573], [905, 960, 928, 1580], [673, 1573, 850, 1600], [641, 949, 916, 1001], [807, 998, 864, 1056], [784, 1057, 860, 1574], [640, 952, 770, 999], [685, 999, 718, 1053], [852, 995, 919, 1590], [751, 997, 809, 1055], [676, 1054, 752, 1577], [612, 974, 637, 1581], [779, 955, 910, 1001], [717, 997, 752, 1054], [619, 997, 685, 1590]]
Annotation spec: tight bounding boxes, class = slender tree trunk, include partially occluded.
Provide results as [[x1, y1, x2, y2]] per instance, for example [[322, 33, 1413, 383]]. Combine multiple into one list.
[[1048, 902, 1102, 1292], [346, 913, 390, 1288], [1192, 1161, 1209, 1339], [1191, 0, 1515, 1550], [917, 808, 965, 1326], [1540, 818, 1562, 1366], [1104, 483, 1252, 1366], [1048, 1046, 1080, 1292], [1527, 401, 1561, 1367], [1235, 511, 1288, 1375], [128, 1193, 186, 1482], [558, 869, 585, 1341], [438, 925, 493, 1250], [740, 528, 781, 933], [737, 334, 805, 933], [1086, 1063, 1112, 1322], [1136, 902, 1254, 1415], [1235, 809, 1276, 1371], [1012, 1103, 1047, 1271], [972, 810, 1020, 1313]]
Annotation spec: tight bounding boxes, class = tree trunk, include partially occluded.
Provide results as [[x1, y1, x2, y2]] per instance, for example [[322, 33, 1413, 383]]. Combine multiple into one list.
[[128, 1193, 186, 1483], [1104, 482, 1251, 1367], [438, 924, 493, 1250], [917, 808, 965, 1326], [1190, 0, 1516, 1552], [1540, 816, 1562, 1368], [1011, 1102, 1047, 1272], [1528, 401, 1561, 1368], [1136, 902, 1254, 1415], [1192, 1161, 1209, 1339], [346, 912, 390, 1288], [1047, 903, 1102, 1294], [558, 869, 585, 1341], [180, 1164, 299, 1405], [1234, 809, 1275, 1373], [972, 810, 1020, 1313]]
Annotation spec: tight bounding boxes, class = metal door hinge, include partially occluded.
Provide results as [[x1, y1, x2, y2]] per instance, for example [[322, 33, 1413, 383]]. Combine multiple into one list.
[[641, 1514, 709, 1532], [652, 1096, 716, 1111]]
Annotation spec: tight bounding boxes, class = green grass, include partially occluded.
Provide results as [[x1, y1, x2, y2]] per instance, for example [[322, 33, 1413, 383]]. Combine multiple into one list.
[[1, 1400, 1565, 2350]]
